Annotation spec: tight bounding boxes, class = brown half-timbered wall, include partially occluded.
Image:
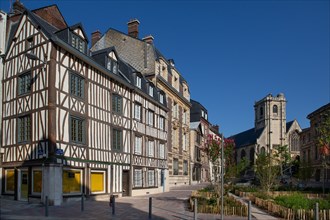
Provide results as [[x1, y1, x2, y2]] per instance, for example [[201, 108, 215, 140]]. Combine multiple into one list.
[[2, 15, 50, 165]]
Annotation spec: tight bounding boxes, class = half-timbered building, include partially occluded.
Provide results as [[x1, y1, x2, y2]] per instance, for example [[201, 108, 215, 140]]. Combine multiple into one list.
[[91, 20, 191, 186], [1, 2, 168, 205]]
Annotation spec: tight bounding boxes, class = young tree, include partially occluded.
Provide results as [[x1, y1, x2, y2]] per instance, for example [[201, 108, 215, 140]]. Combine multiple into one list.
[[316, 110, 330, 160], [255, 152, 280, 192], [274, 145, 291, 176]]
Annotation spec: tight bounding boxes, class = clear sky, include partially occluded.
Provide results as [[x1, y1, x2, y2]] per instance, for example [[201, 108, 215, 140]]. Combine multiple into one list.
[[1, 0, 329, 136]]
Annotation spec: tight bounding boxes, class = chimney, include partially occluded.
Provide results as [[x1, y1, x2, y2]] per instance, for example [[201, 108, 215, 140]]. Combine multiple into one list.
[[142, 35, 154, 44], [127, 19, 140, 38], [168, 59, 175, 67], [212, 125, 219, 133], [91, 30, 101, 47], [12, 0, 25, 14]]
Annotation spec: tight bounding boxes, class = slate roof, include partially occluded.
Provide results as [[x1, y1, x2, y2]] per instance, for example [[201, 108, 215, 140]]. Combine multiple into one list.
[[286, 120, 294, 133], [229, 127, 264, 149], [190, 99, 208, 122]]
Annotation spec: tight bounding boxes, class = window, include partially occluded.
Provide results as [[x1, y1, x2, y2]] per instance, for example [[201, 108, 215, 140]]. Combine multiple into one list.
[[18, 72, 31, 95], [112, 94, 122, 114], [205, 113, 208, 120], [70, 73, 84, 98], [136, 76, 141, 88], [183, 160, 188, 175], [106, 57, 118, 74], [149, 86, 154, 97], [90, 171, 105, 193], [148, 170, 155, 187], [159, 93, 164, 104], [134, 136, 142, 154], [196, 133, 201, 144], [18, 115, 31, 142], [26, 37, 34, 50], [63, 169, 82, 194], [273, 105, 278, 115], [195, 146, 201, 161], [134, 103, 142, 121], [260, 107, 264, 118], [5, 169, 15, 193], [112, 129, 122, 150], [70, 116, 85, 144], [148, 110, 154, 126], [159, 143, 165, 159], [183, 109, 187, 124], [71, 33, 85, 53], [134, 169, 142, 187], [201, 110, 205, 118], [147, 140, 154, 157], [173, 158, 179, 175], [173, 102, 178, 119], [32, 170, 42, 194], [159, 116, 165, 130]]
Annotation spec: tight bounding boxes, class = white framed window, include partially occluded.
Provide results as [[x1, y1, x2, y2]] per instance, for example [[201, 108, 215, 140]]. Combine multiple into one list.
[[159, 116, 165, 130], [201, 110, 205, 118], [159, 143, 165, 159], [148, 110, 154, 126], [90, 170, 106, 194], [134, 103, 142, 121], [148, 170, 155, 187], [148, 140, 154, 157], [135, 136, 142, 154], [136, 76, 142, 88], [149, 86, 154, 97], [159, 93, 164, 104], [134, 169, 142, 187]]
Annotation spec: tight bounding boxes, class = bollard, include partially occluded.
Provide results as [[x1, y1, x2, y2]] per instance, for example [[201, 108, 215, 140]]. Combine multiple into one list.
[[45, 196, 49, 217], [315, 202, 319, 220], [112, 195, 116, 215], [194, 198, 197, 220], [81, 193, 84, 211], [248, 201, 251, 220], [149, 197, 152, 219]]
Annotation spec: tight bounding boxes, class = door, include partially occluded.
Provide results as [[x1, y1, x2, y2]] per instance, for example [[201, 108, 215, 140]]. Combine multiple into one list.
[[20, 171, 28, 201], [122, 170, 129, 197]]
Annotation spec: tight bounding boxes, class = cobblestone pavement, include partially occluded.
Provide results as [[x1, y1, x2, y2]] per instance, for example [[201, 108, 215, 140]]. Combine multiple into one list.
[[0, 183, 279, 220]]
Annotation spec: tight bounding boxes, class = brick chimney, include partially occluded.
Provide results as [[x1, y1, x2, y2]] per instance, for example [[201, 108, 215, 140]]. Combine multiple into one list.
[[142, 35, 154, 44], [91, 30, 101, 47], [13, 0, 25, 14], [127, 19, 140, 38]]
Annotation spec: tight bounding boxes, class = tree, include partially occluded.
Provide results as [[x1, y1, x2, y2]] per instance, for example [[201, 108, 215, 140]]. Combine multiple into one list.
[[274, 145, 291, 176], [255, 152, 280, 192]]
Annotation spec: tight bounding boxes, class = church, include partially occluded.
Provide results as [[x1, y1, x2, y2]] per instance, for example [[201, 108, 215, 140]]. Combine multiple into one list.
[[230, 93, 301, 166]]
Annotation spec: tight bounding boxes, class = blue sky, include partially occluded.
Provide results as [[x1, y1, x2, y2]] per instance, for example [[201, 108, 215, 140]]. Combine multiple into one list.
[[1, 0, 329, 136]]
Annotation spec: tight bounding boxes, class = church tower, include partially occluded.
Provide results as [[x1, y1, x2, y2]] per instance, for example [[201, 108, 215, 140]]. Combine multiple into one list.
[[254, 93, 287, 152]]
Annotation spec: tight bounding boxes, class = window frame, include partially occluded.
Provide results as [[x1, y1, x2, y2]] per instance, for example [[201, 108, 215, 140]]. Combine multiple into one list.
[[159, 143, 165, 159], [173, 158, 179, 175], [71, 33, 86, 53], [159, 116, 165, 130], [70, 115, 86, 144], [147, 140, 154, 157], [183, 160, 188, 175], [134, 102, 142, 121], [90, 170, 106, 194], [112, 94, 123, 114], [106, 57, 118, 74], [112, 129, 122, 151], [149, 85, 154, 97], [147, 109, 154, 126], [159, 93, 164, 104], [31, 168, 42, 195], [134, 136, 142, 155], [62, 169, 83, 195], [136, 75, 142, 88], [134, 169, 143, 188], [17, 115, 31, 143], [5, 169, 15, 193], [147, 169, 155, 187], [18, 72, 32, 96], [70, 72, 85, 99]]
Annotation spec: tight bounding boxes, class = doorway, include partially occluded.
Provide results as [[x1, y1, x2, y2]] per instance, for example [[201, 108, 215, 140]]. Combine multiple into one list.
[[122, 170, 129, 196], [20, 170, 28, 201]]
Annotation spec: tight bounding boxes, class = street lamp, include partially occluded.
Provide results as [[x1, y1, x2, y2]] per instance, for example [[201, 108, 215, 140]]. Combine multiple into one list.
[[25, 52, 47, 69]]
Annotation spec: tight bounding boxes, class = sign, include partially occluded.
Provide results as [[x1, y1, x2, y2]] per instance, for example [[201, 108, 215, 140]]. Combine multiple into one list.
[[38, 149, 43, 156], [55, 149, 64, 156]]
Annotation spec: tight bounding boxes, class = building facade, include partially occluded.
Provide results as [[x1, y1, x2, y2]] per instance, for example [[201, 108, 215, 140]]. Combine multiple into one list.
[[1, 3, 168, 205], [230, 93, 301, 166], [91, 21, 191, 186], [300, 103, 330, 183]]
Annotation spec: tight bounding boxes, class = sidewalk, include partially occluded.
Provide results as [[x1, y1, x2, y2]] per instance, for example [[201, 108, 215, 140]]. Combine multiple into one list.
[[0, 183, 279, 220]]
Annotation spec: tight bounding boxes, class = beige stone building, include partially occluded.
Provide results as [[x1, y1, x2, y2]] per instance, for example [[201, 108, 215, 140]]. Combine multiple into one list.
[[91, 20, 191, 186], [300, 103, 330, 183], [230, 93, 301, 166]]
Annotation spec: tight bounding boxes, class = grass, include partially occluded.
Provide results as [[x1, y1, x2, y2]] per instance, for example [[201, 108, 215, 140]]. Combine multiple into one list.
[[274, 193, 330, 210]]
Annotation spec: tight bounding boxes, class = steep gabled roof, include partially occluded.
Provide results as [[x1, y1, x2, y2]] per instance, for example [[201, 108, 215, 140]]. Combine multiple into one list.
[[32, 4, 67, 29], [229, 127, 264, 149]]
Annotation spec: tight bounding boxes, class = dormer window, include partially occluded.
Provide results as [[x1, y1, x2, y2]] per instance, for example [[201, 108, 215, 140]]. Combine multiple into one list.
[[149, 86, 154, 97], [201, 110, 205, 118], [136, 76, 141, 88], [71, 33, 85, 53], [107, 57, 118, 74]]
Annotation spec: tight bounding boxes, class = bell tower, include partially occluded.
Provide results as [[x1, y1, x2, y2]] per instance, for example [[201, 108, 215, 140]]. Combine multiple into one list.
[[254, 93, 287, 151]]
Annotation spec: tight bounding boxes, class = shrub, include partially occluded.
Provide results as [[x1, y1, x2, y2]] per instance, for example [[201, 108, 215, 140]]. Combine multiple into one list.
[[274, 193, 330, 210]]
